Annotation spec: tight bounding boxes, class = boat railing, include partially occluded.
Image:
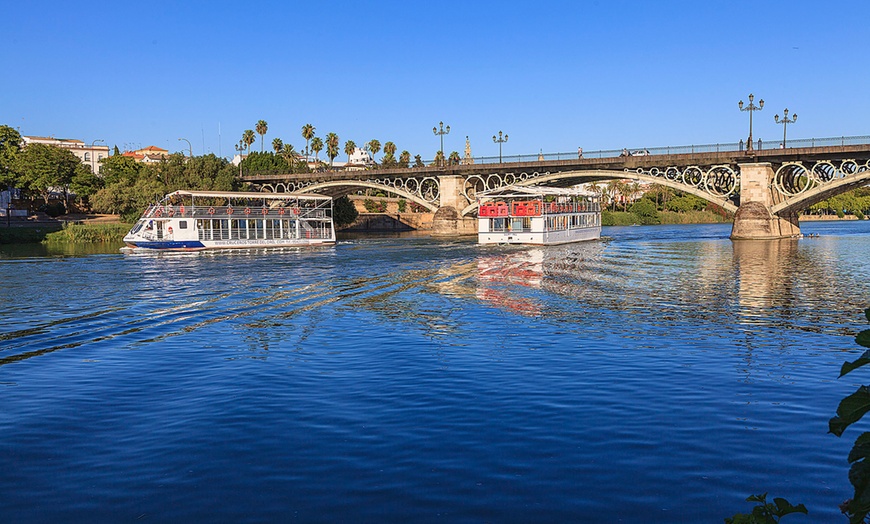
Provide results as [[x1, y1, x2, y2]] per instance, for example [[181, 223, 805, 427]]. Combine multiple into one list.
[[479, 199, 601, 217], [143, 204, 331, 220], [197, 227, 332, 241]]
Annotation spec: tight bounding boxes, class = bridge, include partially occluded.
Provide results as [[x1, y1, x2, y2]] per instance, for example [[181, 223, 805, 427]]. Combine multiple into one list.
[[241, 135, 870, 239]]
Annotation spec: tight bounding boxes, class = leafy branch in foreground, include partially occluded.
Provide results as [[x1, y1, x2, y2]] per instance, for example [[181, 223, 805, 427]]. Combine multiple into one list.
[[829, 307, 870, 523], [725, 493, 808, 524]]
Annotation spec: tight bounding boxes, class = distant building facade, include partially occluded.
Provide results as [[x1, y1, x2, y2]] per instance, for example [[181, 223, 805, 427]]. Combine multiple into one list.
[[122, 145, 170, 164], [22, 136, 111, 174]]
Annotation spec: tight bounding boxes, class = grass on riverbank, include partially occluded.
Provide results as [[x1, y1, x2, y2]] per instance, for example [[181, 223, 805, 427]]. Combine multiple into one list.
[[43, 223, 132, 243], [602, 210, 731, 226]]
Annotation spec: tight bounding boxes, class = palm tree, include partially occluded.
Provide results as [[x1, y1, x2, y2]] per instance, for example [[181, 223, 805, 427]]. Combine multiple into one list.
[[301, 124, 315, 161], [281, 143, 298, 169], [399, 150, 411, 168], [256, 120, 268, 152], [325, 132, 340, 167], [242, 129, 256, 153], [383, 141, 397, 157], [272, 137, 284, 154], [448, 151, 461, 166], [310, 136, 323, 163], [344, 140, 356, 164], [365, 139, 381, 162]]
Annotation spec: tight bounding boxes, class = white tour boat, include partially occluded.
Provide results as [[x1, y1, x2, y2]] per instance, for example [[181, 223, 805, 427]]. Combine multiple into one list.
[[123, 190, 335, 251], [476, 185, 601, 245]]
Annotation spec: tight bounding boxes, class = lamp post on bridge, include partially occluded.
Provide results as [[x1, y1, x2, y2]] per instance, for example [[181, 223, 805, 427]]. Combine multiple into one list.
[[433, 121, 450, 167], [492, 131, 508, 163], [774, 109, 797, 149], [738, 93, 764, 151], [178, 137, 193, 160]]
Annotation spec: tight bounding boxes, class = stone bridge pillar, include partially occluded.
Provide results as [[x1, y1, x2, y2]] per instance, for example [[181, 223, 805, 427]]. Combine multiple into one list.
[[730, 162, 801, 240], [432, 174, 477, 236]]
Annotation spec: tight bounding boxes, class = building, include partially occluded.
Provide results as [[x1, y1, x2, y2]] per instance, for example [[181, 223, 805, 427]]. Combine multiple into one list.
[[122, 145, 170, 164], [22, 136, 111, 174]]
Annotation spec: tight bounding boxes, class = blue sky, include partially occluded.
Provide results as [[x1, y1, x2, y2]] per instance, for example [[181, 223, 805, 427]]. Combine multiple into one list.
[[3, 0, 868, 161]]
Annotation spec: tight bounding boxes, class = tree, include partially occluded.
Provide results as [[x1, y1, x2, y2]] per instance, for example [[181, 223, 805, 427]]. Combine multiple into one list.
[[0, 125, 22, 187], [332, 195, 358, 227], [70, 163, 103, 209], [301, 124, 315, 160], [256, 120, 268, 152], [310, 137, 323, 163], [448, 151, 461, 166], [14, 143, 80, 205], [272, 137, 284, 153], [414, 155, 425, 168], [382, 141, 397, 167], [344, 140, 356, 164], [99, 155, 143, 185], [242, 129, 256, 153], [325, 132, 340, 167], [113, 145, 121, 156], [399, 150, 411, 168], [366, 139, 381, 163]]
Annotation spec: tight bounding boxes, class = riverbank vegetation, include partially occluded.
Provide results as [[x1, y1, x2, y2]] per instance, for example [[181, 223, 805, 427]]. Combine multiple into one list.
[[43, 223, 132, 243], [600, 184, 732, 226]]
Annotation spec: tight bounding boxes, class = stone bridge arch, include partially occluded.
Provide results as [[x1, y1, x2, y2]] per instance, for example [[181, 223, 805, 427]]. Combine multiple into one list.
[[771, 170, 870, 216], [259, 180, 439, 212], [459, 169, 739, 217]]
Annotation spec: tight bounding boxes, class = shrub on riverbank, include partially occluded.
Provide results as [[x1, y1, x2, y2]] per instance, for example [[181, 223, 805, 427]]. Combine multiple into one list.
[[602, 209, 730, 226], [0, 226, 59, 244], [43, 223, 131, 243]]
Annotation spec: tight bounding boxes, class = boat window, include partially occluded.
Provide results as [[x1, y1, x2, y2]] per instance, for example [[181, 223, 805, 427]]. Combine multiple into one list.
[[178, 221, 188, 229]]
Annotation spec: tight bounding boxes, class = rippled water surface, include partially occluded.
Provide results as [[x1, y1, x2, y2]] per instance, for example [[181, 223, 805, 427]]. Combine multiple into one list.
[[2, 221, 870, 522]]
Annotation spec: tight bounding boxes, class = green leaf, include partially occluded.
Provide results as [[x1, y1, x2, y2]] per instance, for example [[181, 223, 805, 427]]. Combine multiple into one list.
[[857, 330, 870, 349], [772, 497, 808, 516], [841, 350, 870, 377], [848, 433, 870, 464], [830, 386, 870, 436], [746, 493, 767, 503]]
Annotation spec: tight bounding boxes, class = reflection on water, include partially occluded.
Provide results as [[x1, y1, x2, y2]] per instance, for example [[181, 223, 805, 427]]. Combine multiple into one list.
[[1, 222, 870, 522]]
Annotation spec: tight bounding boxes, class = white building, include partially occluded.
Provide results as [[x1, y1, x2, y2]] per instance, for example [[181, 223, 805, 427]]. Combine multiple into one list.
[[22, 136, 111, 174]]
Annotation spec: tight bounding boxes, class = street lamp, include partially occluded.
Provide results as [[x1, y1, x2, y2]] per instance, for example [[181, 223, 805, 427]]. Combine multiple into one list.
[[178, 138, 193, 159], [90, 139, 104, 173], [433, 121, 450, 166], [492, 131, 508, 163], [738, 93, 764, 151], [774, 109, 797, 149]]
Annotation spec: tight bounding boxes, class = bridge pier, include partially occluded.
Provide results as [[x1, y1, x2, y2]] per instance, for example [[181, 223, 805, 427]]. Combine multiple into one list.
[[432, 175, 477, 236], [730, 163, 801, 240]]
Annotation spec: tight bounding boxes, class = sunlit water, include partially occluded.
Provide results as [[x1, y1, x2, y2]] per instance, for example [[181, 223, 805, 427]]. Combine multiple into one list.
[[2, 221, 870, 522]]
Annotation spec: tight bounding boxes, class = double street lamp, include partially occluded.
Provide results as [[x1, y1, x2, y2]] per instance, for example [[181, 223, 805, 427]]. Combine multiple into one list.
[[433, 121, 450, 166], [774, 109, 797, 149], [738, 93, 764, 151], [492, 131, 508, 163]]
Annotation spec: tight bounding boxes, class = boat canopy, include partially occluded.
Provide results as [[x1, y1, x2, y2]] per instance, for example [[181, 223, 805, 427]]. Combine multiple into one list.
[[476, 185, 597, 201], [162, 190, 331, 202]]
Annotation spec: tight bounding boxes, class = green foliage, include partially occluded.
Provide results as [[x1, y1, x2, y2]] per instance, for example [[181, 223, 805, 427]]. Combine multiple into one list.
[[838, 209, 846, 219], [856, 211, 865, 220], [0, 125, 22, 186], [363, 199, 386, 213], [667, 194, 707, 213], [413, 155, 424, 168], [829, 307, 870, 524], [601, 210, 637, 226], [0, 225, 59, 243], [332, 196, 358, 228], [41, 201, 66, 217], [630, 198, 660, 225], [325, 132, 340, 166], [397, 199, 407, 212], [399, 151, 411, 168], [240, 151, 291, 175], [14, 143, 81, 204], [725, 493, 808, 524], [43, 223, 131, 243]]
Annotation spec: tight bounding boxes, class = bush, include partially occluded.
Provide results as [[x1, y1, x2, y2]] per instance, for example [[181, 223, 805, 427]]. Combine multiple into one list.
[[837, 209, 846, 219], [397, 199, 407, 213], [855, 210, 865, 220], [41, 202, 66, 217], [44, 223, 131, 243], [363, 199, 387, 213], [333, 196, 359, 227], [630, 199, 660, 225]]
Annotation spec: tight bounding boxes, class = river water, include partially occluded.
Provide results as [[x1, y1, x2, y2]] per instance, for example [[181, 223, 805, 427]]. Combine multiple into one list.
[[2, 221, 869, 522]]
